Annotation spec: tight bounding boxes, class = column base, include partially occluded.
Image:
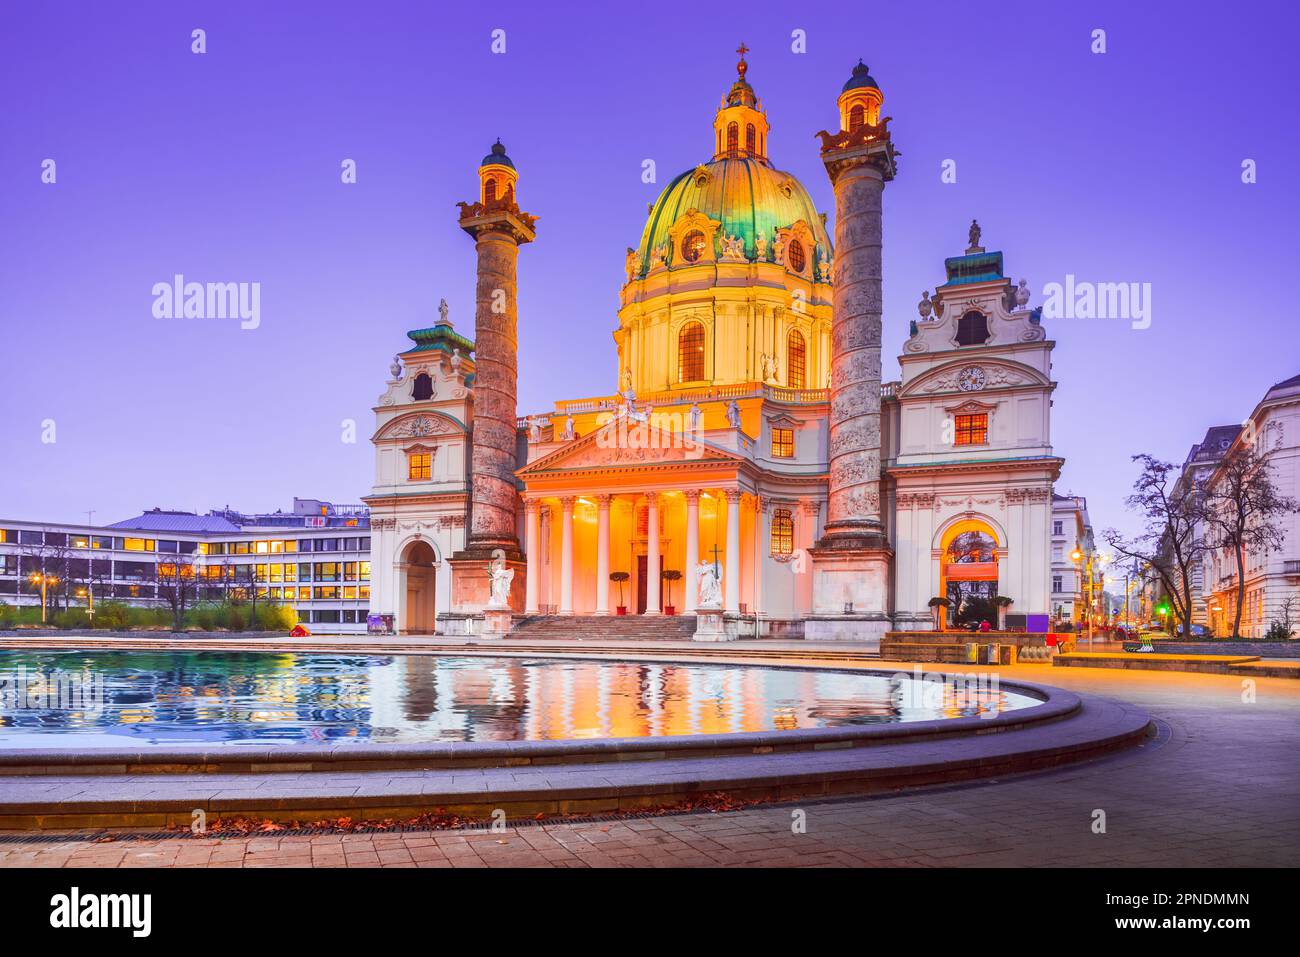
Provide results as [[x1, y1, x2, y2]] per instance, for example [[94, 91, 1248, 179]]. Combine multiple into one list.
[[806, 542, 893, 649], [448, 547, 527, 615], [481, 607, 514, 639]]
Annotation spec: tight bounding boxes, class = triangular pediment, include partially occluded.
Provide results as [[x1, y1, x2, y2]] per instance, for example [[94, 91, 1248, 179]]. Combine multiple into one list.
[[517, 418, 744, 477]]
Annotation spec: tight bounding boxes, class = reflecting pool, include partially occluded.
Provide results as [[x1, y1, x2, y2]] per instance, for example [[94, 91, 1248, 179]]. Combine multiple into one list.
[[0, 651, 1038, 747]]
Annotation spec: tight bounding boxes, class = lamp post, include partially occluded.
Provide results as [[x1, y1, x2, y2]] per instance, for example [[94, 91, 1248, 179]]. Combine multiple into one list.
[[77, 586, 95, 624], [1070, 548, 1094, 651], [28, 572, 59, 624]]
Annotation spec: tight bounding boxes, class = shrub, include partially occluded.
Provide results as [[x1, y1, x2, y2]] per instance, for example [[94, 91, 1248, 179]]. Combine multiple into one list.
[[1265, 620, 1295, 641], [255, 603, 298, 632], [94, 601, 131, 630], [52, 609, 91, 630], [188, 603, 222, 631], [0, 601, 12, 629]]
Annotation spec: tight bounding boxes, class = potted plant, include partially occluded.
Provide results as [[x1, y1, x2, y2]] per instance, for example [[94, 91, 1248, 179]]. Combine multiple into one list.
[[992, 595, 1013, 631], [610, 571, 630, 615], [927, 596, 952, 631], [661, 569, 682, 615]]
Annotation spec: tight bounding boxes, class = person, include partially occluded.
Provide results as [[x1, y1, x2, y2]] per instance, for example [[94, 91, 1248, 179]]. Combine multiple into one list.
[[979, 619, 991, 633]]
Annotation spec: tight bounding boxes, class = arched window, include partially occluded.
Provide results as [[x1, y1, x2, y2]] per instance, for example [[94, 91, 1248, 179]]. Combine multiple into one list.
[[786, 329, 806, 389], [787, 239, 806, 274], [678, 322, 705, 382], [745, 123, 756, 153], [849, 104, 864, 131], [770, 508, 794, 557], [484, 177, 497, 203], [412, 372, 433, 401], [956, 310, 990, 346], [726, 122, 739, 155]]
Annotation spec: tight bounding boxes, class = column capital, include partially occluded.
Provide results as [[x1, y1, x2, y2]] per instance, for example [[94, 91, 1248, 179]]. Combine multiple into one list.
[[523, 498, 542, 515], [683, 489, 702, 505], [559, 495, 576, 511], [723, 488, 743, 504], [644, 491, 660, 506], [594, 493, 613, 508]]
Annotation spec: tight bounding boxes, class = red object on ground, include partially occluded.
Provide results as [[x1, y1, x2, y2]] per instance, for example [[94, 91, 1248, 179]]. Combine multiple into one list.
[[1046, 634, 1059, 646], [290, 624, 311, 637]]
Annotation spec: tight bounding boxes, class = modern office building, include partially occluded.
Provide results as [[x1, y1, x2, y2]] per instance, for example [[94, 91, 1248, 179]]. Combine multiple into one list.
[[0, 498, 371, 634]]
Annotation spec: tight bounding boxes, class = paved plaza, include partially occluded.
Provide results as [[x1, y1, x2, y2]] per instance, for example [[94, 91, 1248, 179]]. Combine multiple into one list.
[[1, 663, 1295, 868]]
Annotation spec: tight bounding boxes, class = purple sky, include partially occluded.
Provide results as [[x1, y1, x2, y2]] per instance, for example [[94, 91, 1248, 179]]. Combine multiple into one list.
[[2, 0, 1297, 544]]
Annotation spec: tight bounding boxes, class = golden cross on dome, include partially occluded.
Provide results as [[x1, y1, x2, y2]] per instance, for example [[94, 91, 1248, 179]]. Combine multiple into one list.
[[736, 42, 749, 59]]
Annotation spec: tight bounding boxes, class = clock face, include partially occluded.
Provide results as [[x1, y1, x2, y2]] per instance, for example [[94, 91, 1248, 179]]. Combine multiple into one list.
[[957, 366, 987, 392]]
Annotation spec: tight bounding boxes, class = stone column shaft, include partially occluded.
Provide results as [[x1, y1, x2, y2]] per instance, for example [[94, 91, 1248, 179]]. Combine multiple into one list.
[[644, 493, 661, 615], [753, 496, 765, 618], [524, 500, 541, 614], [822, 159, 886, 545], [724, 489, 741, 613], [595, 495, 611, 615], [559, 497, 574, 615], [684, 490, 700, 613]]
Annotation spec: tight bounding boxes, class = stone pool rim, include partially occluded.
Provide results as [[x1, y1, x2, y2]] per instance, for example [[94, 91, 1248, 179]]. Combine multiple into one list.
[[0, 653, 1077, 775]]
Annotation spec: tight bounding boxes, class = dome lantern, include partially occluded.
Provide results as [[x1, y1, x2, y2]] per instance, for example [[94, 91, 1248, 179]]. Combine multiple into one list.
[[712, 43, 770, 161]]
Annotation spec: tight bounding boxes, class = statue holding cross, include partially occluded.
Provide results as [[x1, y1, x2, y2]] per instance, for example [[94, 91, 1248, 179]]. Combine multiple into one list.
[[697, 546, 723, 609]]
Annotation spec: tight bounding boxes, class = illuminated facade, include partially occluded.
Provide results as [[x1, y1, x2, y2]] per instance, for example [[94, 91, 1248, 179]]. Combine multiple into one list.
[[369, 54, 1062, 639]]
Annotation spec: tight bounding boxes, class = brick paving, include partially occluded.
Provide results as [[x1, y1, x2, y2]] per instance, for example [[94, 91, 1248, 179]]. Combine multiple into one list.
[[0, 664, 1296, 867]]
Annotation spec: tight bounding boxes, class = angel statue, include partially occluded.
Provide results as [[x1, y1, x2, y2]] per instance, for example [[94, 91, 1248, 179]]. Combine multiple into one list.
[[726, 400, 742, 429], [487, 563, 515, 608], [696, 560, 722, 608], [438, 297, 450, 325]]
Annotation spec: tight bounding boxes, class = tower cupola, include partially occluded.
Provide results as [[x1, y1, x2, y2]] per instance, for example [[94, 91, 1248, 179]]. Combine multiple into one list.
[[836, 60, 884, 132], [712, 43, 770, 161], [478, 139, 518, 206]]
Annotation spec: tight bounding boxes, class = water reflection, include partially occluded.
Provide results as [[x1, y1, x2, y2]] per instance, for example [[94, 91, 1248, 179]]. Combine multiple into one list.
[[0, 652, 1037, 748]]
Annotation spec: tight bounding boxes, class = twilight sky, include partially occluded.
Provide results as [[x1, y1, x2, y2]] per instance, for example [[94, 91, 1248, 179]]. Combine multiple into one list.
[[1, 0, 1297, 545]]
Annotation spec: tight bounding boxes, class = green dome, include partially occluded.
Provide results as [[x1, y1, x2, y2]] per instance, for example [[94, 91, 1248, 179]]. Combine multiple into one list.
[[634, 156, 832, 279]]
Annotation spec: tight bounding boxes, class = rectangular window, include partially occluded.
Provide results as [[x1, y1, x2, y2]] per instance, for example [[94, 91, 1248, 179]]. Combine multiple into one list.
[[408, 452, 432, 480], [1052, 521, 1064, 536], [122, 538, 154, 552], [771, 428, 795, 458], [770, 508, 794, 556], [343, 586, 358, 600], [344, 562, 358, 581], [954, 413, 988, 446], [359, 561, 371, 579], [298, 586, 311, 601], [1052, 575, 1063, 593], [283, 564, 297, 582]]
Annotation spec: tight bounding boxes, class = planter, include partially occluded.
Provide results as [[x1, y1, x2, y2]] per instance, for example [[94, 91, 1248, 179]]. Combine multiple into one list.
[[616, 606, 628, 616], [664, 605, 676, 616]]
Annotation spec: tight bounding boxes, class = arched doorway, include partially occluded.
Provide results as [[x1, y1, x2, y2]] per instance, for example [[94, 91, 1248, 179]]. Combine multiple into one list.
[[941, 521, 1000, 628], [401, 540, 437, 634]]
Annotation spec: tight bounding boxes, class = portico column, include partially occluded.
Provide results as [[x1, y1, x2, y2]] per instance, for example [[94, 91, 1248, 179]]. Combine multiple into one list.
[[595, 494, 612, 615], [753, 495, 765, 620], [644, 492, 661, 615], [724, 489, 742, 614], [524, 499, 541, 614], [559, 496, 575, 616], [684, 490, 700, 613]]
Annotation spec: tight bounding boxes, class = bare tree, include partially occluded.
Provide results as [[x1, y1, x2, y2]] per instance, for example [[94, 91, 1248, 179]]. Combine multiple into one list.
[[19, 537, 74, 617], [1197, 445, 1299, 638], [153, 551, 199, 630], [1104, 454, 1206, 640]]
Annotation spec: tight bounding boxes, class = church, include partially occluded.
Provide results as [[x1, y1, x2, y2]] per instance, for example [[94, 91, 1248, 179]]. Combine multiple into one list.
[[363, 52, 1062, 642]]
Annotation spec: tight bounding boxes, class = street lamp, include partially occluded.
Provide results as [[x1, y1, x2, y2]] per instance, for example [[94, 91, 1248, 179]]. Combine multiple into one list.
[[77, 586, 95, 624], [28, 572, 59, 624], [1069, 548, 1094, 650]]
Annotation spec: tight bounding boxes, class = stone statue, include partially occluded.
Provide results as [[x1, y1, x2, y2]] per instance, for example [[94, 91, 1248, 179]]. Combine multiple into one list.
[[562, 414, 575, 441], [818, 257, 833, 282], [967, 219, 982, 251], [726, 400, 741, 429], [918, 291, 933, 320], [754, 230, 768, 261], [450, 348, 462, 375], [389, 355, 402, 380], [688, 403, 703, 433], [625, 247, 639, 281], [719, 232, 746, 261], [620, 369, 633, 392], [650, 244, 666, 269], [772, 233, 788, 266], [697, 560, 722, 608], [488, 563, 514, 607], [527, 416, 545, 442], [438, 298, 450, 325], [1015, 278, 1031, 310], [760, 352, 778, 384]]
